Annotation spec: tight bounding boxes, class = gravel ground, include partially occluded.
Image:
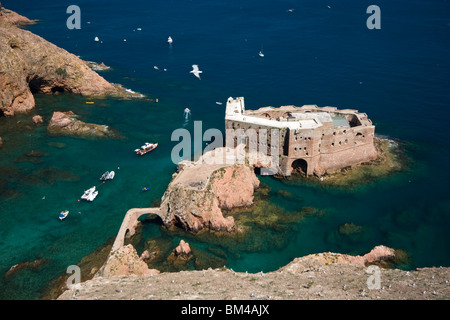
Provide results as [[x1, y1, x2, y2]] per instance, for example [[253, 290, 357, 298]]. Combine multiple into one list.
[[58, 258, 450, 300]]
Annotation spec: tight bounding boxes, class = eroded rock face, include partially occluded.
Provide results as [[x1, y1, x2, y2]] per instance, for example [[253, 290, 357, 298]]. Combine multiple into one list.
[[0, 8, 138, 116], [97, 244, 159, 277], [159, 164, 259, 233], [47, 111, 117, 138]]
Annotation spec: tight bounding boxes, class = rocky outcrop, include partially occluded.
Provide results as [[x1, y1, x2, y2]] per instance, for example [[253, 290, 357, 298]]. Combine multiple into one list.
[[280, 246, 396, 274], [0, 4, 35, 26], [32, 114, 43, 124], [174, 240, 192, 257], [159, 157, 260, 233], [47, 111, 118, 138], [97, 244, 159, 277], [0, 7, 141, 117]]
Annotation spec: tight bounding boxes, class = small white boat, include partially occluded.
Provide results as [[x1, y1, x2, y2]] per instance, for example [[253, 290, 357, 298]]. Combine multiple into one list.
[[259, 50, 264, 57], [215, 102, 223, 105], [107, 171, 115, 180], [86, 190, 98, 201], [168, 36, 173, 44], [94, 36, 99, 42], [59, 210, 69, 221], [81, 186, 96, 200], [100, 171, 115, 181]]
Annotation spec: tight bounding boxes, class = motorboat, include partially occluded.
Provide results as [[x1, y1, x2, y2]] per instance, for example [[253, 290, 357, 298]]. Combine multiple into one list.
[[259, 50, 264, 57], [86, 190, 98, 201], [168, 36, 173, 44], [100, 171, 115, 181], [141, 187, 150, 192], [59, 210, 69, 221], [107, 171, 115, 179], [100, 171, 109, 180], [135, 142, 158, 156], [81, 186, 96, 200]]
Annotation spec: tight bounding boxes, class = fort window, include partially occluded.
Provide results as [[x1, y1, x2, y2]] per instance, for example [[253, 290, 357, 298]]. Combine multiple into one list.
[[331, 143, 335, 146], [356, 132, 363, 137]]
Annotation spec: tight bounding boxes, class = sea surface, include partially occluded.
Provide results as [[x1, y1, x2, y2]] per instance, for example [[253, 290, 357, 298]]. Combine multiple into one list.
[[1, 0, 449, 299]]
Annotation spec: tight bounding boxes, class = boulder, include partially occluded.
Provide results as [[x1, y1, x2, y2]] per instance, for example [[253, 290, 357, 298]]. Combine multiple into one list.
[[32, 114, 43, 124], [174, 240, 191, 257]]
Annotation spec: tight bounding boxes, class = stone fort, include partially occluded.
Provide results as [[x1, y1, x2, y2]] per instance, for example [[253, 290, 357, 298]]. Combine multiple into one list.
[[224, 97, 378, 176]]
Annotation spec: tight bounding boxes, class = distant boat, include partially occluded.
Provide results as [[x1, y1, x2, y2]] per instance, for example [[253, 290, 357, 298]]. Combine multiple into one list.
[[86, 190, 98, 201], [141, 187, 150, 192], [259, 50, 264, 57], [168, 36, 173, 44], [215, 102, 223, 105], [135, 142, 158, 156], [59, 210, 69, 221], [81, 186, 98, 201], [100, 171, 115, 181], [94, 36, 99, 42]]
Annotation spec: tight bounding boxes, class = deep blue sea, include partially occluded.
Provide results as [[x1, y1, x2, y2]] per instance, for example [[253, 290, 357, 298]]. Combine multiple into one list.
[[1, 0, 449, 299]]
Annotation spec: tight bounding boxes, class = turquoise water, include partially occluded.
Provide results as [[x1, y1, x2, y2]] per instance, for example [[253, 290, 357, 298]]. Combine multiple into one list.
[[1, 0, 450, 299]]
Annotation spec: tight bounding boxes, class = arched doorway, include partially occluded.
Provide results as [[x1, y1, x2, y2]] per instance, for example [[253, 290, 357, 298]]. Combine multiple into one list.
[[291, 158, 308, 176]]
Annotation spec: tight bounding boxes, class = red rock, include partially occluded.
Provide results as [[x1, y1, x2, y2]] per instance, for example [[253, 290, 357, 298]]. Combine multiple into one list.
[[174, 240, 191, 256], [32, 114, 43, 124]]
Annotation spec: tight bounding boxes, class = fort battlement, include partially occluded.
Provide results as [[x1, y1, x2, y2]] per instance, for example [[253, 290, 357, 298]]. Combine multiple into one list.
[[225, 97, 378, 176]]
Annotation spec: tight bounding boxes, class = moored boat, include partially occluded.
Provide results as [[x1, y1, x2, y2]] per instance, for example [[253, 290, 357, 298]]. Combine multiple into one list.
[[86, 190, 98, 201], [81, 186, 96, 200], [135, 142, 158, 156], [59, 210, 69, 221]]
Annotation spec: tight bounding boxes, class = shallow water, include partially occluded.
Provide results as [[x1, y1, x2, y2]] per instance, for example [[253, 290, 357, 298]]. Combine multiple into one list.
[[1, 0, 449, 299]]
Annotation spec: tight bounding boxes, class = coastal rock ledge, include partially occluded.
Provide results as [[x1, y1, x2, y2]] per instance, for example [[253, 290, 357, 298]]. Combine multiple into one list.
[[57, 245, 450, 300], [47, 111, 118, 138], [0, 7, 140, 117]]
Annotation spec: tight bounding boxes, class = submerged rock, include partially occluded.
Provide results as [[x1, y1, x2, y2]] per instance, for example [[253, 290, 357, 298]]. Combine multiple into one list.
[[32, 114, 43, 125]]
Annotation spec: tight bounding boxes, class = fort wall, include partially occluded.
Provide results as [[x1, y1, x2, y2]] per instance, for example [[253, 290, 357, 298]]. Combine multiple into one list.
[[224, 97, 378, 176]]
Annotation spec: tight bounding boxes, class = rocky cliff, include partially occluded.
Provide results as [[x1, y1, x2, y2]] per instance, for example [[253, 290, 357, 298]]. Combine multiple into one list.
[[0, 7, 137, 117]]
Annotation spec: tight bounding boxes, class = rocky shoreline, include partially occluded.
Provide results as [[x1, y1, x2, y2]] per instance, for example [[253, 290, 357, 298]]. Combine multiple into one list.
[[57, 245, 450, 300], [0, 7, 143, 117], [52, 143, 449, 300]]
